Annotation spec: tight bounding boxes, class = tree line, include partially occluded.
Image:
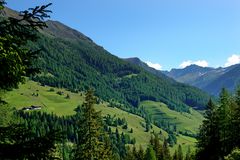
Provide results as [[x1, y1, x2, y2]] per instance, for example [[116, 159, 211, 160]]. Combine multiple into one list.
[[196, 87, 240, 160]]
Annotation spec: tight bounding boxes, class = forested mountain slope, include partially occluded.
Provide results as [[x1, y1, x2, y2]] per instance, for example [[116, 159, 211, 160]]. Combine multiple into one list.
[[3, 7, 210, 111], [37, 21, 211, 111]]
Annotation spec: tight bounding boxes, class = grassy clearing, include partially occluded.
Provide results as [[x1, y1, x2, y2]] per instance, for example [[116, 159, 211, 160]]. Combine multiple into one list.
[[140, 100, 203, 135], [4, 80, 83, 115]]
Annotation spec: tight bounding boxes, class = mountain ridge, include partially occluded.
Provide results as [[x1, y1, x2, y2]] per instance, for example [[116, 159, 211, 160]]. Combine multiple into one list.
[[2, 7, 210, 111], [163, 64, 240, 95], [33, 20, 210, 110], [124, 57, 175, 82]]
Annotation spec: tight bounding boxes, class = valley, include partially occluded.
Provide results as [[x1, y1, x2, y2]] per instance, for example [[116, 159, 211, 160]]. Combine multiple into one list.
[[1, 2, 240, 159], [4, 80, 199, 153]]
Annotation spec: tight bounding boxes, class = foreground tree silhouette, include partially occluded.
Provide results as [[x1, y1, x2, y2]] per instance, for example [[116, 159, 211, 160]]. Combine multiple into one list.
[[0, 1, 51, 90], [74, 89, 112, 160], [0, 1, 63, 159], [0, 0, 51, 119]]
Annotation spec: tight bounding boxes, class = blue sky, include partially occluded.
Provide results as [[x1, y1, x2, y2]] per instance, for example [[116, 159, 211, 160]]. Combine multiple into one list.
[[6, 0, 240, 70]]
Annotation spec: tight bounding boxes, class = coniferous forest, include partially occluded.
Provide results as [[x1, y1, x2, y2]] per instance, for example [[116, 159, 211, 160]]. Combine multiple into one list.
[[1, 1, 240, 160]]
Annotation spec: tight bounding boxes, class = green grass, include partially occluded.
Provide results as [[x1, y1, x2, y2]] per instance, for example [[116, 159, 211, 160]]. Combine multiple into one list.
[[95, 105, 168, 148], [3, 80, 200, 152], [4, 80, 83, 115], [3, 80, 165, 148], [141, 100, 204, 134], [140, 100, 203, 153]]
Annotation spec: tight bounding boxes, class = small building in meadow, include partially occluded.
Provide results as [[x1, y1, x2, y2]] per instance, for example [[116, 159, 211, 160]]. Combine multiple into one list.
[[22, 105, 42, 111]]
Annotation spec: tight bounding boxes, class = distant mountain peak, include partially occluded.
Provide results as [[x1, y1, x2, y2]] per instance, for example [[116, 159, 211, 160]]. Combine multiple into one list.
[[184, 64, 204, 68], [126, 57, 140, 60], [170, 64, 213, 73], [181, 64, 214, 70], [124, 57, 176, 82], [163, 63, 240, 95], [124, 57, 142, 63]]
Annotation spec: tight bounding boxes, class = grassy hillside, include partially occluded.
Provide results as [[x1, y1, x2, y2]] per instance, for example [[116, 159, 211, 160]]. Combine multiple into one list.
[[4, 80, 197, 152], [4, 80, 81, 115], [141, 101, 204, 135]]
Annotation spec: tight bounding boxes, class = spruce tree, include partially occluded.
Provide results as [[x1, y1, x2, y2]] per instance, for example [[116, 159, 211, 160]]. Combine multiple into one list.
[[125, 146, 135, 160], [132, 145, 138, 159], [196, 99, 220, 160], [137, 145, 145, 160], [162, 138, 171, 160], [231, 87, 240, 148], [173, 150, 178, 160], [99, 135, 113, 160], [218, 88, 231, 156], [151, 133, 163, 160], [177, 145, 183, 160], [74, 89, 112, 160], [185, 146, 191, 160], [144, 146, 157, 160]]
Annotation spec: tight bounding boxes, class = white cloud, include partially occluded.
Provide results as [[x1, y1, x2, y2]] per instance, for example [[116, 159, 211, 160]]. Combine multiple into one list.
[[179, 60, 208, 68], [145, 61, 162, 70], [224, 54, 240, 67]]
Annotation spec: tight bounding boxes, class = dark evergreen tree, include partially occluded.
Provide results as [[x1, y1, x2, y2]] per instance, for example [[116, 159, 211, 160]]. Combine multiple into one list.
[[218, 88, 231, 156], [132, 145, 138, 158], [196, 87, 240, 159], [152, 134, 163, 160], [162, 139, 171, 160], [177, 145, 183, 160], [74, 89, 112, 160], [173, 150, 178, 160], [137, 145, 145, 160], [99, 135, 113, 160], [144, 146, 157, 160], [167, 133, 177, 147], [196, 99, 220, 160], [185, 146, 191, 160], [125, 146, 135, 160], [231, 87, 240, 148]]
